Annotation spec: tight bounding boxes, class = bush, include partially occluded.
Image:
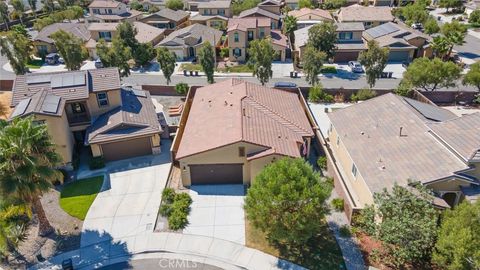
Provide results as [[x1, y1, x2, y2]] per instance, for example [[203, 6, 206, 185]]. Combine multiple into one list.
[[160, 190, 192, 230], [322, 0, 347, 9], [473, 93, 480, 104], [351, 88, 376, 102], [88, 156, 105, 170], [168, 209, 189, 230], [339, 225, 351, 237], [175, 83, 189, 95], [352, 205, 376, 236], [162, 188, 176, 204], [317, 156, 327, 170], [308, 84, 335, 103], [325, 176, 334, 187], [331, 198, 344, 212], [220, 47, 229, 58], [159, 203, 172, 217], [320, 66, 337, 74]]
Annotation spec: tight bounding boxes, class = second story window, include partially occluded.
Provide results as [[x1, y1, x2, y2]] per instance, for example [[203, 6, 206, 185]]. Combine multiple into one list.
[[218, 9, 225, 15], [108, 9, 112, 14], [93, 8, 100, 14], [99, 31, 112, 41], [71, 102, 86, 114], [234, 32, 239, 42], [247, 31, 254, 41], [238, 147, 245, 157], [259, 28, 265, 38], [338, 32, 353, 40], [97, 92, 109, 107]]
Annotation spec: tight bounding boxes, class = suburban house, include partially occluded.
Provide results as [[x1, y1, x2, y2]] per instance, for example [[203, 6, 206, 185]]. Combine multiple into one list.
[[363, 22, 432, 62], [227, 17, 288, 62], [140, 8, 190, 34], [337, 5, 394, 29], [238, 7, 281, 29], [173, 79, 314, 186], [140, 0, 166, 11], [85, 22, 166, 58], [293, 22, 365, 63], [326, 93, 480, 221], [33, 23, 91, 56], [257, 0, 282, 15], [155, 23, 223, 60], [198, 0, 232, 17], [9, 68, 162, 165], [87, 0, 143, 23], [288, 8, 334, 29], [285, 0, 299, 10], [189, 14, 228, 30]]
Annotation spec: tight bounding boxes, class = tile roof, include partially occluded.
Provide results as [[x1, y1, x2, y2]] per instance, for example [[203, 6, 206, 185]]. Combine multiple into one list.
[[190, 14, 229, 22], [156, 23, 222, 48], [271, 30, 288, 48], [176, 79, 313, 159], [88, 22, 119, 31], [238, 7, 280, 20], [328, 93, 472, 194], [287, 8, 333, 21], [11, 68, 120, 106], [9, 90, 66, 119], [142, 8, 189, 22], [86, 89, 162, 144], [295, 23, 365, 49], [259, 0, 281, 6], [35, 23, 91, 44], [336, 22, 365, 31], [133, 21, 166, 43], [89, 0, 122, 8], [227, 17, 270, 32], [198, 0, 231, 8], [92, 9, 143, 21], [338, 4, 394, 23]]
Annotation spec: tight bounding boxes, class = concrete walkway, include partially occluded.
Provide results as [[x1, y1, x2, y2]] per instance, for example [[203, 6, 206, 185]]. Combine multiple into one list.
[[31, 232, 306, 270]]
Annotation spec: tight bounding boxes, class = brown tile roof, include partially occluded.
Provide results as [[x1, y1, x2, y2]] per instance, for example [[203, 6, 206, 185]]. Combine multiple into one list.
[[198, 0, 231, 8], [92, 10, 143, 21], [86, 89, 162, 144], [227, 17, 270, 32], [190, 14, 229, 22], [11, 68, 120, 106], [271, 30, 288, 48], [133, 21, 166, 44], [89, 0, 122, 8], [35, 23, 91, 44], [238, 7, 280, 21], [176, 79, 313, 159], [142, 8, 189, 22], [88, 22, 119, 31], [9, 90, 66, 119], [363, 22, 429, 48], [288, 8, 333, 21], [157, 24, 222, 48], [338, 4, 394, 23], [328, 93, 471, 194]]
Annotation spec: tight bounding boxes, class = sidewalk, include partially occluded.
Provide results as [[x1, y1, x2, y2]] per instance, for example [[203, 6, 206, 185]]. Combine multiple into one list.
[[31, 232, 306, 270]]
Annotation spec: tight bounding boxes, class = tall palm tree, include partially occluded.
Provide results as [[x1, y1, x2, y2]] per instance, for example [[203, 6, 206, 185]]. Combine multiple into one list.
[[0, 117, 62, 236]]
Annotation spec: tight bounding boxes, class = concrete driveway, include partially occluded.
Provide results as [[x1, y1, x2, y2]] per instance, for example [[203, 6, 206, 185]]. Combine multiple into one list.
[[271, 61, 294, 77], [184, 185, 246, 245], [80, 141, 172, 248]]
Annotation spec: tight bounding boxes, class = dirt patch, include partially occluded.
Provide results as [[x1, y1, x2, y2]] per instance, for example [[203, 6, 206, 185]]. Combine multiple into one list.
[[0, 91, 12, 119], [356, 232, 391, 270]]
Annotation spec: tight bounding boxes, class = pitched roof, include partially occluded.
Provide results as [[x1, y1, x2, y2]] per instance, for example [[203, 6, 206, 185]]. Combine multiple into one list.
[[363, 22, 430, 47], [133, 21, 166, 43], [328, 93, 472, 194], [336, 22, 365, 31], [294, 22, 365, 49], [227, 17, 270, 32], [10, 90, 65, 119], [11, 68, 120, 106], [338, 4, 394, 22], [89, 0, 122, 8], [88, 22, 119, 31], [288, 8, 333, 21], [189, 14, 229, 22], [142, 8, 189, 22], [259, 0, 281, 6], [156, 23, 222, 48], [92, 9, 143, 21], [176, 79, 313, 159], [35, 23, 91, 44], [238, 7, 280, 20], [271, 30, 288, 47], [198, 0, 231, 8], [86, 89, 162, 144]]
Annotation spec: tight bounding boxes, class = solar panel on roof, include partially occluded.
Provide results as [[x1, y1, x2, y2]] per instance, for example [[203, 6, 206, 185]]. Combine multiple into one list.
[[404, 98, 456, 122], [11, 98, 31, 118], [41, 95, 61, 114], [366, 23, 399, 39], [131, 89, 147, 97], [26, 75, 51, 85], [51, 73, 86, 88]]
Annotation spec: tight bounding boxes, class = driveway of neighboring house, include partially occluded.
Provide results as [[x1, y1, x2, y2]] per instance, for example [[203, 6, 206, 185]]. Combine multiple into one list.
[[184, 185, 246, 245], [80, 140, 172, 248], [271, 60, 294, 77]]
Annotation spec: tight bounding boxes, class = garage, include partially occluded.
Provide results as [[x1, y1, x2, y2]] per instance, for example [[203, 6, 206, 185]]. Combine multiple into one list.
[[388, 51, 410, 62], [334, 51, 360, 62], [101, 137, 152, 161], [190, 164, 243, 185]]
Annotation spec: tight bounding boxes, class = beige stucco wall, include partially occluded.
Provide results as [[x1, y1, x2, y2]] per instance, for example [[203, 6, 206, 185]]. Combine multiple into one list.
[[86, 89, 122, 117], [35, 113, 75, 164], [89, 3, 127, 15], [227, 26, 273, 62], [259, 5, 281, 15], [178, 142, 269, 186], [426, 178, 471, 192], [198, 7, 231, 17], [90, 29, 118, 41]]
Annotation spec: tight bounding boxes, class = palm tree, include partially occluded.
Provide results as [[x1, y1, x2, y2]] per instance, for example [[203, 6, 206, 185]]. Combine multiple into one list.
[[0, 1, 10, 31], [431, 36, 450, 60], [0, 117, 62, 236], [11, 0, 25, 26]]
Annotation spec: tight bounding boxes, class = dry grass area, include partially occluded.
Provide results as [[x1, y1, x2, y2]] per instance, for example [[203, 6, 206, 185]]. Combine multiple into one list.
[[0, 91, 12, 119], [245, 220, 280, 256]]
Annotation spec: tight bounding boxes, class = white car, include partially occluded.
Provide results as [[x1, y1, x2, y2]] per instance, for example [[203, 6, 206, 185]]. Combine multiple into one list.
[[348, 61, 364, 73]]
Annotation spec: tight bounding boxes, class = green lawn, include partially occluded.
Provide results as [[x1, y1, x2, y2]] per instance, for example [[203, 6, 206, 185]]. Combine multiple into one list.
[[59, 176, 104, 220], [179, 63, 203, 71], [26, 59, 44, 69], [321, 66, 337, 74], [217, 64, 253, 73]]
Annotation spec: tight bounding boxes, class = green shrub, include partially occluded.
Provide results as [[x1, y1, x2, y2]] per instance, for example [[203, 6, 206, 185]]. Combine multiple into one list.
[[168, 209, 189, 230], [322, 0, 347, 9], [339, 225, 351, 237], [352, 205, 376, 236], [473, 93, 480, 104], [220, 47, 229, 58], [162, 188, 176, 204], [317, 156, 327, 170], [159, 204, 172, 217], [469, 9, 480, 24], [308, 84, 334, 103], [320, 66, 337, 74], [323, 94, 334, 103], [175, 83, 189, 95], [88, 156, 105, 170], [351, 88, 376, 102], [160, 190, 192, 230], [331, 198, 344, 212], [325, 176, 334, 187], [171, 193, 192, 213]]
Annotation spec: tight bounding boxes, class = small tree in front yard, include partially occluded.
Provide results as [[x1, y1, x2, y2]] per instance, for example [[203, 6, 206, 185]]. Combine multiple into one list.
[[302, 45, 326, 86], [244, 158, 332, 246], [175, 83, 189, 95], [198, 41, 215, 84], [248, 38, 275, 86], [358, 40, 389, 88]]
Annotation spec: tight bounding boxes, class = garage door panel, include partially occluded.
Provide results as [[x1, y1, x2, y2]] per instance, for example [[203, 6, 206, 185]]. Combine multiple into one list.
[[190, 164, 243, 185], [388, 51, 410, 62], [101, 137, 152, 161], [334, 51, 359, 62]]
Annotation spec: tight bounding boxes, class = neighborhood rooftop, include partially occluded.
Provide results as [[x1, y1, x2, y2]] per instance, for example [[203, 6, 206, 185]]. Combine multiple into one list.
[[337, 4, 394, 22], [156, 23, 223, 48], [143, 8, 189, 22], [35, 23, 91, 44]]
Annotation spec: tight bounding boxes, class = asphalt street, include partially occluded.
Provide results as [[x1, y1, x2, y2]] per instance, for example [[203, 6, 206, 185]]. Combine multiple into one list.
[[98, 259, 223, 270], [455, 33, 480, 62]]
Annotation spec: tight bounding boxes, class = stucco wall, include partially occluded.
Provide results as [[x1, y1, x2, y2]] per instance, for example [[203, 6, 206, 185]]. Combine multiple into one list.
[[426, 178, 473, 192], [86, 89, 122, 117], [259, 5, 281, 15], [36, 113, 75, 164], [198, 7, 232, 17], [249, 154, 283, 184]]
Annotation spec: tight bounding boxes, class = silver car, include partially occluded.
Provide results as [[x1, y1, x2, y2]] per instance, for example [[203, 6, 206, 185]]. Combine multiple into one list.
[[348, 61, 364, 73]]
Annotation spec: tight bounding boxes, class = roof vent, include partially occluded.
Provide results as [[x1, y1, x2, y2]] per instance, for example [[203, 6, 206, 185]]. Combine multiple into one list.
[[360, 131, 365, 135], [379, 165, 386, 170], [224, 101, 228, 106]]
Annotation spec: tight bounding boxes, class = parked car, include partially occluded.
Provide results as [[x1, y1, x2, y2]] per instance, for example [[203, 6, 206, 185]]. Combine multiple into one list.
[[274, 82, 297, 89], [45, 53, 59, 65], [411, 23, 423, 31], [348, 61, 364, 73], [94, 58, 103, 68], [402, 61, 410, 68], [58, 57, 65, 64]]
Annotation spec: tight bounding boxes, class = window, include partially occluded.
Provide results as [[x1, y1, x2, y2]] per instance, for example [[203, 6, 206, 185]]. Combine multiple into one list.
[[238, 147, 245, 157], [93, 8, 99, 14], [96, 92, 109, 107], [233, 48, 241, 57], [271, 22, 275, 29], [234, 32, 239, 42], [71, 102, 86, 114], [338, 32, 353, 40], [218, 9, 225, 15], [259, 28, 265, 38], [336, 135, 340, 146], [351, 164, 357, 177], [108, 9, 112, 14], [247, 31, 254, 41], [169, 22, 176, 29], [99, 31, 112, 41], [364, 22, 372, 27], [37, 45, 48, 53]]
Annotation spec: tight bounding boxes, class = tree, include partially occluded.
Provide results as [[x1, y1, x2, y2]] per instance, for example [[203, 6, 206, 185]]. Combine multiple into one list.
[[117, 21, 138, 50], [282, 15, 297, 42], [358, 40, 389, 88], [198, 42, 215, 84], [399, 2, 429, 24], [298, 0, 313, 8], [322, 0, 347, 9], [244, 158, 331, 246], [42, 0, 55, 12], [232, 0, 261, 15], [0, 117, 62, 236], [27, 0, 37, 18], [424, 17, 440, 34], [441, 21, 467, 59], [469, 9, 480, 24], [308, 83, 334, 103], [157, 47, 176, 85], [11, 0, 25, 25], [133, 43, 155, 67], [402, 57, 461, 91], [463, 62, 480, 92], [130, 0, 144, 11], [366, 184, 438, 268], [438, 0, 462, 13], [248, 38, 275, 85], [302, 45, 326, 85], [0, 1, 9, 31], [0, 30, 32, 75], [96, 38, 132, 77], [433, 200, 480, 270], [431, 35, 450, 59], [307, 22, 337, 60], [165, 0, 183, 10], [51, 30, 88, 70], [175, 83, 189, 95]]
